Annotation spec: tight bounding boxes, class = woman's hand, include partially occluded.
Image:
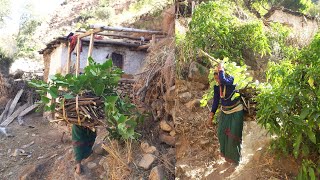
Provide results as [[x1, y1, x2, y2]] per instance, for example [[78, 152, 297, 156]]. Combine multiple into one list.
[[207, 112, 214, 127], [218, 63, 224, 71]]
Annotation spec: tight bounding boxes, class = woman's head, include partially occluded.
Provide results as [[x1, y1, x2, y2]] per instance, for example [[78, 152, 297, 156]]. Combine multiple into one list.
[[214, 72, 220, 84]]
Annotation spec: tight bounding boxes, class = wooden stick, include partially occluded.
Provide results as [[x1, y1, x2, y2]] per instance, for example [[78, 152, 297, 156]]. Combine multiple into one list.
[[87, 33, 95, 66], [1, 104, 29, 126], [66, 42, 71, 74], [77, 28, 103, 39], [199, 49, 220, 63], [65, 97, 100, 102], [136, 44, 150, 51], [18, 104, 39, 117], [76, 37, 81, 76], [7, 90, 24, 117], [75, 30, 152, 41], [151, 34, 156, 46], [0, 99, 12, 123], [49, 119, 64, 123], [65, 100, 98, 106], [89, 25, 165, 35]]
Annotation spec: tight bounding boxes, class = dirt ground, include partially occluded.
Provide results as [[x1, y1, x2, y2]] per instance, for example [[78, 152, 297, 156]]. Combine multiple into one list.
[[175, 79, 300, 180], [0, 111, 175, 180]]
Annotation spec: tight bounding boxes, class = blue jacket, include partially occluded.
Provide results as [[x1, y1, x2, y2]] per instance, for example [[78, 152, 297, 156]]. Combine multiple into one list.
[[211, 70, 239, 113]]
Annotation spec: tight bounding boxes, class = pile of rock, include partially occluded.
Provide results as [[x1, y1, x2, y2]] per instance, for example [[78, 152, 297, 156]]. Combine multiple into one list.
[[138, 142, 166, 180], [117, 79, 135, 101], [159, 120, 175, 146]]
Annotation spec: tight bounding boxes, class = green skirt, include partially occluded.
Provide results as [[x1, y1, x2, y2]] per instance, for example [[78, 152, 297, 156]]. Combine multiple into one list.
[[72, 125, 97, 162], [217, 110, 244, 165]]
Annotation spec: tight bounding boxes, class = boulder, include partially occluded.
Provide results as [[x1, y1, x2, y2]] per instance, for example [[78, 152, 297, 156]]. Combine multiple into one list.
[[188, 62, 209, 84], [141, 142, 157, 154], [138, 154, 156, 170], [178, 92, 192, 103], [149, 165, 165, 180], [160, 134, 175, 146], [185, 99, 201, 111], [93, 143, 108, 156], [159, 120, 172, 132]]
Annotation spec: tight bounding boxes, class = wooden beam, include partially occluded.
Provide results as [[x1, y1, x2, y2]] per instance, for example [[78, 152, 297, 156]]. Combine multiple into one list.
[[78, 28, 103, 39], [87, 40, 142, 47], [7, 90, 24, 117], [0, 99, 12, 123], [87, 33, 94, 66], [18, 104, 39, 117], [151, 34, 156, 47], [75, 30, 152, 41], [76, 37, 81, 77], [136, 44, 150, 51], [66, 42, 71, 74], [1, 103, 29, 127], [89, 25, 165, 35]]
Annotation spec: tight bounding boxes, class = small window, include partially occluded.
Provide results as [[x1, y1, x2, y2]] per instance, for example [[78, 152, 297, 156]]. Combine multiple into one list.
[[111, 52, 123, 69]]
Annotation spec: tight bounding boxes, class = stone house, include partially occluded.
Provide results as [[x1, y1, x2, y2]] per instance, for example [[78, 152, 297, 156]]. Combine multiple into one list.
[[264, 7, 319, 46], [39, 35, 148, 82]]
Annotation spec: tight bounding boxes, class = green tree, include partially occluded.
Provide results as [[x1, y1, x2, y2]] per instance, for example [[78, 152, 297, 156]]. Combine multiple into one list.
[[15, 12, 41, 58], [256, 33, 320, 179], [0, 0, 10, 27], [244, 0, 314, 16]]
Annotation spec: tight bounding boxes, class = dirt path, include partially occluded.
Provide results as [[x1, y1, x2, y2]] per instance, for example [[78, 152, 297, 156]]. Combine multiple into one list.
[[0, 112, 106, 180], [175, 79, 299, 180]]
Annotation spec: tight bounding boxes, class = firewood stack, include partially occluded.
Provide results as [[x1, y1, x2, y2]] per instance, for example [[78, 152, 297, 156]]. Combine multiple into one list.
[[239, 87, 258, 121], [55, 95, 106, 127]]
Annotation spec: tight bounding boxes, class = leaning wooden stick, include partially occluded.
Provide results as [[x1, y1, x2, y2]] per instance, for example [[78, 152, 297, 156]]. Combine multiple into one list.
[[199, 49, 220, 64]]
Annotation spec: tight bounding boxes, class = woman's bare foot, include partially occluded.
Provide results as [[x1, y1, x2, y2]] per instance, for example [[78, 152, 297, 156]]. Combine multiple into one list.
[[75, 163, 82, 174]]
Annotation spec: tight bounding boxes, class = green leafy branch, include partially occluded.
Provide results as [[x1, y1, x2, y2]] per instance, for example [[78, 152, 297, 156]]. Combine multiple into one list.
[[29, 57, 144, 141]]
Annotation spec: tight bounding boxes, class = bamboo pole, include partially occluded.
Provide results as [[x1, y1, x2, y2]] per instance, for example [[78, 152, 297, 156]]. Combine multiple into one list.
[[89, 25, 165, 35], [151, 34, 156, 46], [75, 30, 152, 41], [87, 33, 94, 66], [76, 37, 81, 76], [78, 28, 103, 39], [66, 42, 71, 74], [199, 49, 220, 63]]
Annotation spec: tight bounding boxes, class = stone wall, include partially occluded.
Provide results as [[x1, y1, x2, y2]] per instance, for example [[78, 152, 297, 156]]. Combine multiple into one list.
[[117, 78, 135, 101], [266, 9, 319, 47], [45, 43, 146, 82]]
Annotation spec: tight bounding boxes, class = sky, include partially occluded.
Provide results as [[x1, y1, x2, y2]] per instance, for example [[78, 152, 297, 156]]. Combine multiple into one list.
[[1, 0, 64, 33]]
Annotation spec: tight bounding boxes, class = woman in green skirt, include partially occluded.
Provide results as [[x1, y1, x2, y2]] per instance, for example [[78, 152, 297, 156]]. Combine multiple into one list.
[[207, 63, 244, 165], [72, 124, 97, 174]]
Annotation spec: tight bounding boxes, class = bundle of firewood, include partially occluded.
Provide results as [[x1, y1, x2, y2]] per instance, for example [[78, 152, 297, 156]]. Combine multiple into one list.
[[239, 87, 257, 121], [54, 95, 106, 127]]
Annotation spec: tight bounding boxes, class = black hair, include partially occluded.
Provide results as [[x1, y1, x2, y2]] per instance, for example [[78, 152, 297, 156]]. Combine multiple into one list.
[[66, 32, 74, 41]]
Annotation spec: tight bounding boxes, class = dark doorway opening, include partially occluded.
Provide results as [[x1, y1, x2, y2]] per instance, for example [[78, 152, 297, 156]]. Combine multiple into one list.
[[111, 52, 124, 69]]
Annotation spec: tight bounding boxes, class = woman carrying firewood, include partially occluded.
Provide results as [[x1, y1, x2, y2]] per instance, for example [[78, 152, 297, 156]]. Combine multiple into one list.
[[72, 124, 97, 174], [207, 63, 244, 166]]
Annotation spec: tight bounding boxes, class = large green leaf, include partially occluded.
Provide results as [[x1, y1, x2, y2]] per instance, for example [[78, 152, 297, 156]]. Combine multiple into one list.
[[48, 86, 58, 98], [102, 59, 113, 69], [117, 114, 126, 124], [93, 83, 105, 96], [106, 96, 118, 106], [300, 108, 310, 120], [293, 133, 302, 158], [63, 93, 74, 99], [308, 167, 315, 180], [306, 129, 316, 144], [41, 96, 50, 104]]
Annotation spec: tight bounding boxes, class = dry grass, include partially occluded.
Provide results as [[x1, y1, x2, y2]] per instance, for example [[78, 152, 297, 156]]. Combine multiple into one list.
[[134, 37, 175, 103], [102, 139, 134, 180]]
